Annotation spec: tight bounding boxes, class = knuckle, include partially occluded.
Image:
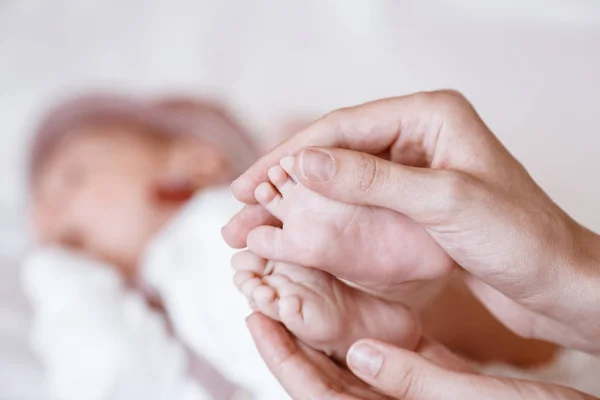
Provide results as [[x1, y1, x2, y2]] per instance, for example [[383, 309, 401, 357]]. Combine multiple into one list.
[[322, 107, 351, 127], [502, 378, 548, 399], [317, 381, 355, 400], [355, 154, 384, 194], [322, 109, 341, 124], [415, 89, 471, 116], [319, 108, 353, 145], [394, 364, 423, 399], [437, 89, 469, 103], [432, 89, 469, 108], [437, 172, 475, 216]]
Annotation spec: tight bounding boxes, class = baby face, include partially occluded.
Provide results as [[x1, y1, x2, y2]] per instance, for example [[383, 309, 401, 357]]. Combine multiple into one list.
[[32, 123, 176, 278]]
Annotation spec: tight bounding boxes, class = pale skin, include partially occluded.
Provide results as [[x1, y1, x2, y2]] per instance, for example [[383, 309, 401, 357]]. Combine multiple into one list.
[[32, 122, 227, 279], [248, 157, 453, 299], [233, 252, 421, 364], [247, 313, 595, 400], [231, 156, 445, 364], [30, 113, 301, 278], [224, 90, 600, 398], [231, 145, 549, 370]]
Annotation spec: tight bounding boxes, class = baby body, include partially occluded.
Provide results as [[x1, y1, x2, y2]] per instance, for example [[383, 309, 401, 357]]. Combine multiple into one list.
[[26, 95, 285, 399]]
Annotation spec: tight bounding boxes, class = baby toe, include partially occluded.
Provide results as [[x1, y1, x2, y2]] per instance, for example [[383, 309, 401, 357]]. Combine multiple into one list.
[[268, 164, 296, 196], [253, 285, 280, 321], [278, 294, 330, 347], [278, 295, 303, 326], [255, 181, 292, 221], [279, 156, 297, 181], [231, 250, 268, 274], [262, 273, 292, 290], [233, 270, 256, 290], [247, 226, 290, 261], [254, 181, 280, 206], [233, 271, 262, 311], [238, 274, 264, 299]]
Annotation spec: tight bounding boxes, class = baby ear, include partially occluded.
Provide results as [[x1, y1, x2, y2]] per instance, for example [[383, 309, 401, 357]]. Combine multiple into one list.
[[154, 138, 228, 203]]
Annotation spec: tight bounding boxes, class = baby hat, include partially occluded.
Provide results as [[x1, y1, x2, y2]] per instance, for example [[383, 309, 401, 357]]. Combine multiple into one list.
[[28, 93, 260, 185]]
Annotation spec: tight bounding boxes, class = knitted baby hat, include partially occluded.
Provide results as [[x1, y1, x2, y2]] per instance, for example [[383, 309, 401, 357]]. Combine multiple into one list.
[[29, 93, 260, 186]]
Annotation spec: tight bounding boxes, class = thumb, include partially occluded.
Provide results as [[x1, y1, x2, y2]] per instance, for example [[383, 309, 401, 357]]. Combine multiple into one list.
[[291, 147, 475, 225], [346, 339, 594, 400]]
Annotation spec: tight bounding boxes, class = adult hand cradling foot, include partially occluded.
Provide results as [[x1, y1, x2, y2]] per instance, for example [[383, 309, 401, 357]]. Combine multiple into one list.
[[246, 313, 596, 400], [223, 90, 600, 399]]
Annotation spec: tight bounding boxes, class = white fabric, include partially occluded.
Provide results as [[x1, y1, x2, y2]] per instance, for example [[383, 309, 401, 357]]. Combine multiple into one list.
[[142, 187, 288, 400], [22, 187, 286, 400], [22, 247, 211, 400], [0, 212, 47, 400]]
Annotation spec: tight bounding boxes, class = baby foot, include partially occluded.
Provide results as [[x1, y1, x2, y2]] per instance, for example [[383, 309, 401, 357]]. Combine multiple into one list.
[[247, 156, 454, 299], [232, 251, 421, 362]]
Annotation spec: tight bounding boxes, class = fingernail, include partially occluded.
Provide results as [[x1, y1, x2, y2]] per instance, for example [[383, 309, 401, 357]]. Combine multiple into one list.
[[347, 342, 383, 377], [279, 156, 299, 183], [279, 156, 295, 171], [299, 149, 335, 181]]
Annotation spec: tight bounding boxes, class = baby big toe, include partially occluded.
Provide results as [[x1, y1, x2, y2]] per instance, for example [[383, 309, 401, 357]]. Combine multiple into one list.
[[254, 181, 285, 216], [252, 285, 279, 320], [278, 295, 303, 329], [231, 250, 268, 274], [279, 293, 330, 345], [236, 273, 263, 299], [233, 271, 262, 309], [247, 225, 290, 261]]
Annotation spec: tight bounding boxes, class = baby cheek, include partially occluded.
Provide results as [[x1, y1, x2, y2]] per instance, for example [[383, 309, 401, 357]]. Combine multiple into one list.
[[77, 189, 155, 266], [105, 200, 156, 251]]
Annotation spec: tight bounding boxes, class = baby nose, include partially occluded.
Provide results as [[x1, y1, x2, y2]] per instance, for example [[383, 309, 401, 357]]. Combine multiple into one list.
[[58, 228, 86, 251]]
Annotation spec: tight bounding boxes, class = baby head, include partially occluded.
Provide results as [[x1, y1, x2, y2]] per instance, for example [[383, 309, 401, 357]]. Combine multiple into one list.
[[29, 94, 258, 278]]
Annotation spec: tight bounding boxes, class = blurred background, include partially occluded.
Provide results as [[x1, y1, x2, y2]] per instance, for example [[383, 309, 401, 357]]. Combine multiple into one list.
[[1, 1, 600, 398]]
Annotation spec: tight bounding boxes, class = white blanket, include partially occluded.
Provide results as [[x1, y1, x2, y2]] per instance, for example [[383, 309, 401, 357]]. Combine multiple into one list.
[[23, 248, 213, 400], [22, 188, 286, 400], [141, 187, 287, 399]]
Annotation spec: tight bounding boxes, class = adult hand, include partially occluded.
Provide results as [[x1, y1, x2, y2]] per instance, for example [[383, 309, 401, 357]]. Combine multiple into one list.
[[224, 91, 600, 352], [248, 313, 595, 400]]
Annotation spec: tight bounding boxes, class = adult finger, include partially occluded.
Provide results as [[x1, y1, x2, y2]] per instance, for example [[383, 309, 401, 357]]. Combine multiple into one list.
[[221, 204, 281, 249], [231, 90, 480, 204], [347, 339, 596, 400], [246, 313, 358, 400], [286, 147, 479, 226]]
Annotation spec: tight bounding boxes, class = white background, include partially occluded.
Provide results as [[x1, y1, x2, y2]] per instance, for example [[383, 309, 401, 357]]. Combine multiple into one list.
[[1, 0, 599, 228]]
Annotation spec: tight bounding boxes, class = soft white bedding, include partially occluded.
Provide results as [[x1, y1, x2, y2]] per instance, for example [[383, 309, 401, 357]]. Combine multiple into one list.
[[0, 213, 47, 399], [23, 247, 213, 400], [21, 188, 286, 400]]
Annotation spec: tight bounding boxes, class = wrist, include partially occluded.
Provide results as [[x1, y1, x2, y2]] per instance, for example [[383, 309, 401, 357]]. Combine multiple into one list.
[[556, 225, 600, 352]]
